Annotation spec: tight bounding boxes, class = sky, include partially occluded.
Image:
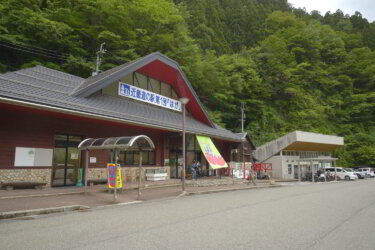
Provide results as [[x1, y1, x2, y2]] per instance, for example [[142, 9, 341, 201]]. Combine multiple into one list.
[[288, 0, 375, 22]]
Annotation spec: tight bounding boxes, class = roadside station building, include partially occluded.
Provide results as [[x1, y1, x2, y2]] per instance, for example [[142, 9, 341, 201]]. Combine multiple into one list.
[[253, 131, 344, 180], [0, 52, 253, 187]]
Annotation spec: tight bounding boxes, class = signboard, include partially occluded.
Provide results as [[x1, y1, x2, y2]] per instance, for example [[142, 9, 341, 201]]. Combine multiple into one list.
[[119, 82, 182, 112], [196, 136, 228, 169], [107, 164, 123, 189], [14, 147, 53, 167], [70, 153, 78, 160]]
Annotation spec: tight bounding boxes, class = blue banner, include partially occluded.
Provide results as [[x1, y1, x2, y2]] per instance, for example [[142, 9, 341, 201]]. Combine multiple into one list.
[[118, 82, 182, 112]]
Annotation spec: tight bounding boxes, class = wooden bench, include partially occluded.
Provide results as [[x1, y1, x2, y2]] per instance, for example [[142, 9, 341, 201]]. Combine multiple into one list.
[[0, 182, 47, 190]]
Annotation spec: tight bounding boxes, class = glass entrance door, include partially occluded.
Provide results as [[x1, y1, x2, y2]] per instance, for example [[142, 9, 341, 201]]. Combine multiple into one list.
[[52, 134, 83, 187], [169, 150, 182, 178]]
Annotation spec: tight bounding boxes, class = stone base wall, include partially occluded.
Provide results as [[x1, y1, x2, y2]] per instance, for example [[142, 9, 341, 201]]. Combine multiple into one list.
[[0, 169, 52, 186], [0, 167, 171, 188], [89, 166, 171, 183]]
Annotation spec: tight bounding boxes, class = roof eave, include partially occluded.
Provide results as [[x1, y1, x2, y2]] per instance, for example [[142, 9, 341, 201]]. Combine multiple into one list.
[[0, 96, 240, 143]]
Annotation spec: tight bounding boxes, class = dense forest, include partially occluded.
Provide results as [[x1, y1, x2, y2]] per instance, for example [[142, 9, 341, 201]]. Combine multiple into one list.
[[0, 0, 374, 167]]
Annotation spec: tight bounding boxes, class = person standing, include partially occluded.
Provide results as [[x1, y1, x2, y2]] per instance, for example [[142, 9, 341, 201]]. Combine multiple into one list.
[[196, 160, 201, 178], [191, 160, 197, 180]]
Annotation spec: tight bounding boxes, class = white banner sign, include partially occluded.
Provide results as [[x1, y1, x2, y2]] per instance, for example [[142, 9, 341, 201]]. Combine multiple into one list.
[[118, 82, 182, 112]]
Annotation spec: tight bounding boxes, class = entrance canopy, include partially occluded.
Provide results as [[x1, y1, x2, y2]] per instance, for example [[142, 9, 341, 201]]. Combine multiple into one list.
[[77, 135, 155, 151]]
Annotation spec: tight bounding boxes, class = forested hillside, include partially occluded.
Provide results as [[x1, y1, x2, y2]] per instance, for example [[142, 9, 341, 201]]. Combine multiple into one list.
[[0, 0, 374, 167]]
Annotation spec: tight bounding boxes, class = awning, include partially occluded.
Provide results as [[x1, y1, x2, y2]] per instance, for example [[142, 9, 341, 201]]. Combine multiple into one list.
[[77, 135, 155, 151], [196, 135, 228, 169]]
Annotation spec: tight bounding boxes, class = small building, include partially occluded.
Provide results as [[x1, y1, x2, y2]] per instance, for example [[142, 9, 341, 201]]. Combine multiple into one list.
[[232, 133, 256, 163], [253, 131, 344, 180], [0, 52, 254, 187]]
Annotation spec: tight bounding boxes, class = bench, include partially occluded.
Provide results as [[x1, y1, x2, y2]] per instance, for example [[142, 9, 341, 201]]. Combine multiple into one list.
[[0, 182, 47, 190], [87, 179, 107, 186]]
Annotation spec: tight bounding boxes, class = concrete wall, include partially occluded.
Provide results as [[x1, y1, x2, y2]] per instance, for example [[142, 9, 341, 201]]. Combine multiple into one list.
[[264, 156, 282, 179], [89, 166, 171, 183], [254, 132, 297, 162], [0, 169, 51, 185], [295, 131, 344, 145]]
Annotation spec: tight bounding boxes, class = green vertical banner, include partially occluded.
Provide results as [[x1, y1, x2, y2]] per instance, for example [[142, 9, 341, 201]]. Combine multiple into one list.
[[196, 135, 228, 169]]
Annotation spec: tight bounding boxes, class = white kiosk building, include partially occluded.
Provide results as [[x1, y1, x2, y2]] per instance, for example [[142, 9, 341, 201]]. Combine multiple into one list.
[[253, 131, 344, 180]]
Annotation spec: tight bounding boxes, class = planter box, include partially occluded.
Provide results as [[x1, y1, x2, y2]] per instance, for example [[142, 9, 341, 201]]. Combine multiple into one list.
[[145, 173, 167, 181]]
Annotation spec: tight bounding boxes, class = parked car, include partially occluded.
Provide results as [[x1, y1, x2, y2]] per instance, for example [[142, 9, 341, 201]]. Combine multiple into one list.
[[346, 168, 364, 179], [324, 167, 358, 180], [357, 168, 375, 178]]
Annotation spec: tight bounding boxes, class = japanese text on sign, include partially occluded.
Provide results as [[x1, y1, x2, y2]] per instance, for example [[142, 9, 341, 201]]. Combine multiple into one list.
[[118, 82, 182, 112], [107, 164, 123, 189]]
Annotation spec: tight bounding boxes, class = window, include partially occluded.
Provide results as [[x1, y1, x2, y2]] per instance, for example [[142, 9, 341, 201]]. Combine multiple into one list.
[[171, 88, 179, 100], [134, 73, 148, 90], [288, 164, 292, 174], [119, 151, 155, 166], [149, 78, 161, 94], [160, 82, 170, 97]]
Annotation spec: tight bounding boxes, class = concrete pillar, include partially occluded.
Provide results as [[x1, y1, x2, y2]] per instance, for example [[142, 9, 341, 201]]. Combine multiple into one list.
[[311, 160, 314, 182], [84, 150, 89, 195], [138, 150, 143, 200], [298, 161, 301, 182]]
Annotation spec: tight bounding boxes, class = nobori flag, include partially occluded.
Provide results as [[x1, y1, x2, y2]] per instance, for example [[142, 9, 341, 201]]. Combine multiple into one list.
[[196, 135, 228, 169]]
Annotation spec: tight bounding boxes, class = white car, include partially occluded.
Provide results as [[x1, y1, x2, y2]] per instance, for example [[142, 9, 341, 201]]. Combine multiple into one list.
[[346, 168, 364, 179], [357, 168, 375, 178], [324, 167, 358, 180]]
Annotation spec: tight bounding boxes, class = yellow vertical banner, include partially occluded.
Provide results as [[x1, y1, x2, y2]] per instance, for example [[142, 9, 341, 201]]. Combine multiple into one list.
[[108, 163, 123, 189], [116, 166, 123, 188]]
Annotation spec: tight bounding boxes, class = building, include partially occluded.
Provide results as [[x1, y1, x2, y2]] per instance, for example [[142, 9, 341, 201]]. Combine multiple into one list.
[[253, 131, 344, 180], [0, 52, 256, 187]]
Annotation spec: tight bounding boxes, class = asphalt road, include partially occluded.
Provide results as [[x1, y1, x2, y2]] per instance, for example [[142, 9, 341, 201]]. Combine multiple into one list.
[[1, 179, 375, 250]]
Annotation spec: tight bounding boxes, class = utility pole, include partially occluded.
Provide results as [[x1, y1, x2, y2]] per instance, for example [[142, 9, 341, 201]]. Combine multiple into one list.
[[241, 102, 245, 133], [92, 42, 106, 76]]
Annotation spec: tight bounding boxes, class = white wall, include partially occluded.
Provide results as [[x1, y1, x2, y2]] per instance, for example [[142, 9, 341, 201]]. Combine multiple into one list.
[[282, 156, 300, 180], [263, 156, 282, 179]]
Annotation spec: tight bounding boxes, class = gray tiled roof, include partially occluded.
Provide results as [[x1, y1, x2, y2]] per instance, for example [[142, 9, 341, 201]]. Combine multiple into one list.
[[0, 66, 241, 142], [71, 52, 215, 127]]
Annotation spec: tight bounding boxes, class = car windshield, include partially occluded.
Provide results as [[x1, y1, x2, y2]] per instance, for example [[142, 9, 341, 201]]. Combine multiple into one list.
[[346, 168, 353, 171]]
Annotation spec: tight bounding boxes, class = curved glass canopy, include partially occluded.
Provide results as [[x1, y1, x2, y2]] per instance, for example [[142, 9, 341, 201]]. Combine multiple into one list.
[[78, 135, 155, 151]]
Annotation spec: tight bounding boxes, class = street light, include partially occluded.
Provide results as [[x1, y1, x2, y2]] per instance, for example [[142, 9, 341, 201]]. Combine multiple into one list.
[[179, 97, 189, 192]]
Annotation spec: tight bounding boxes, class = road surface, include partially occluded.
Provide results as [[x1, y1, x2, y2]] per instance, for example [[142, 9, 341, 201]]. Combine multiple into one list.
[[1, 179, 375, 250]]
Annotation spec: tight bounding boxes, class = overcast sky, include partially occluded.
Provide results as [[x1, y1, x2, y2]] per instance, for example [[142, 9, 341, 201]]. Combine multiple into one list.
[[288, 0, 375, 22]]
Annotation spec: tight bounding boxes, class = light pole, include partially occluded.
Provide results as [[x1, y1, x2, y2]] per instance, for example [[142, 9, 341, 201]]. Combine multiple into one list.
[[179, 97, 189, 192]]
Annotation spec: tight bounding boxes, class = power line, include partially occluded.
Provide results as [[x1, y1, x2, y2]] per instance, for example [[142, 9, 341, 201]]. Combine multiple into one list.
[[15, 41, 62, 53], [0, 40, 70, 59], [0, 42, 68, 60]]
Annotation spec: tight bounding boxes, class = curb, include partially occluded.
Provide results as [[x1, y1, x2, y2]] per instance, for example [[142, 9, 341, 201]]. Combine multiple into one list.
[[185, 184, 283, 196], [101, 183, 182, 193], [0, 205, 90, 220], [0, 191, 85, 200]]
